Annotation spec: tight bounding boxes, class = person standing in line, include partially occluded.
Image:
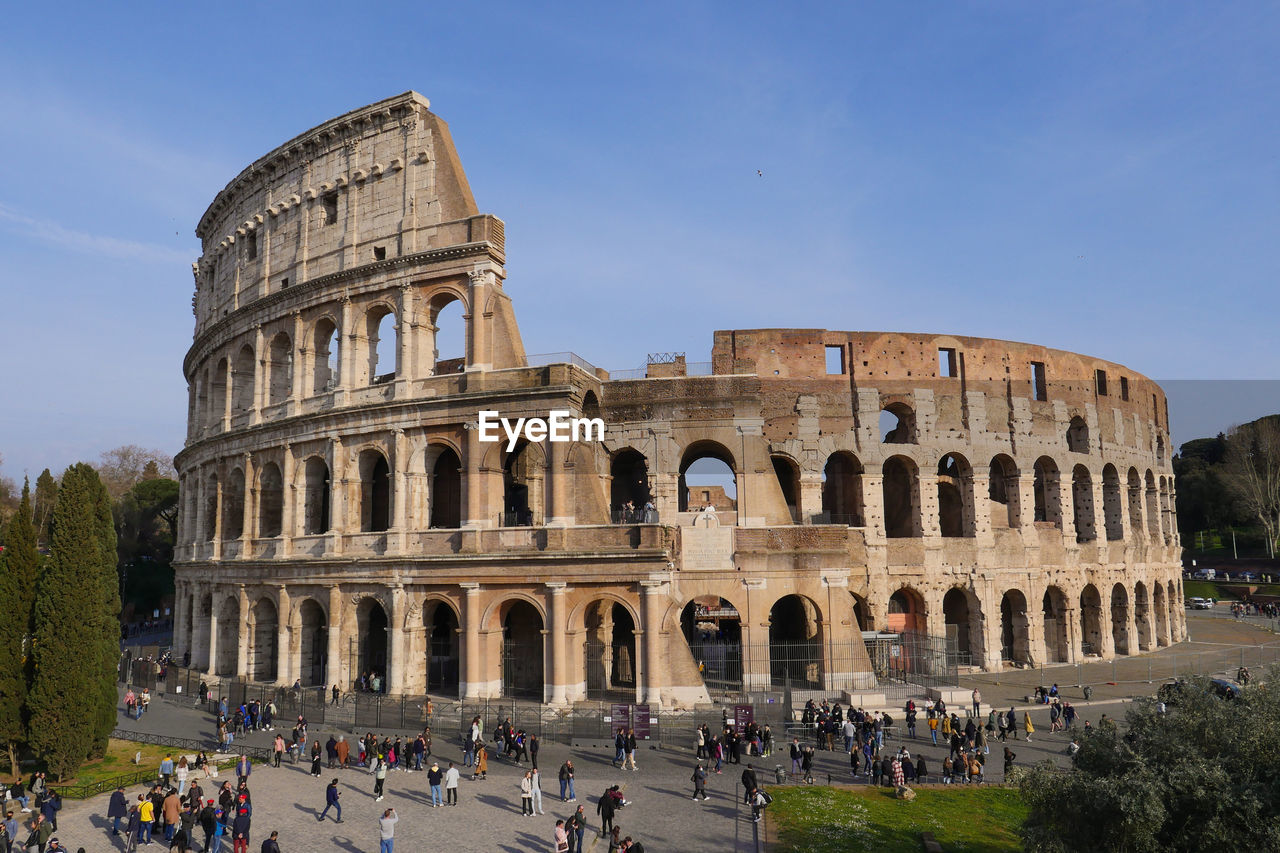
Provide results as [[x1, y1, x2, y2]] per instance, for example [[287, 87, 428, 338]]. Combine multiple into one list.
[[691, 763, 709, 801], [427, 762, 444, 808], [318, 779, 342, 823], [444, 762, 460, 806], [260, 829, 281, 853], [519, 771, 534, 816], [531, 766, 545, 815], [107, 787, 128, 836], [377, 808, 397, 853], [373, 756, 388, 801]]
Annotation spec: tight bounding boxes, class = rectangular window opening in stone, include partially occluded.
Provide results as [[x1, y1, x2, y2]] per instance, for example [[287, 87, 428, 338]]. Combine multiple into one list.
[[1095, 369, 1108, 396], [373, 245, 387, 261], [1120, 376, 1129, 401], [1031, 361, 1048, 401], [280, 277, 290, 289], [322, 193, 339, 226], [938, 348, 957, 378], [246, 232, 257, 260], [825, 345, 845, 375]]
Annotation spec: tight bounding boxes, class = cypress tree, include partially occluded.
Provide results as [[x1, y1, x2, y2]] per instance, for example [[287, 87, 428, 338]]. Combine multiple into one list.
[[0, 481, 38, 778], [28, 464, 102, 779], [89, 465, 121, 755]]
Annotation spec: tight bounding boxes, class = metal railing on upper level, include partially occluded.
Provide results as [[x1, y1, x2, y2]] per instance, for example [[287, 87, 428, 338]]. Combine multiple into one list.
[[524, 352, 599, 373]]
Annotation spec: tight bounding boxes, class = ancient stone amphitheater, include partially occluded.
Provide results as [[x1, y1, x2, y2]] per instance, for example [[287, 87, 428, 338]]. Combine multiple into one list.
[[171, 92, 1185, 708]]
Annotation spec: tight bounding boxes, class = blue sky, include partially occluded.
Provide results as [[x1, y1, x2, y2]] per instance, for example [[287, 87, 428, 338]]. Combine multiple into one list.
[[2, 2, 1278, 482]]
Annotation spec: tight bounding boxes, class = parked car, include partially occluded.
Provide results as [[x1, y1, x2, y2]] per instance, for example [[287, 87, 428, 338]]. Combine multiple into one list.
[[1192, 569, 1217, 580], [1186, 597, 1215, 610]]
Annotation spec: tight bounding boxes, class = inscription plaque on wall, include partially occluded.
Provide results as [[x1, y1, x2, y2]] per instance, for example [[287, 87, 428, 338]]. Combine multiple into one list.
[[681, 527, 734, 570]]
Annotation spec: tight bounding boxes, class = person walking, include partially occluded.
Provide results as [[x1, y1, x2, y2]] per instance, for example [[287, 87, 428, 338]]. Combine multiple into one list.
[[596, 785, 617, 837], [260, 829, 281, 853], [624, 729, 638, 771], [444, 762, 460, 806], [107, 787, 128, 837], [373, 757, 388, 801], [1023, 711, 1035, 742], [531, 766, 545, 814], [427, 762, 444, 808], [377, 808, 397, 853], [519, 771, 534, 816], [318, 779, 342, 823], [691, 763, 709, 801]]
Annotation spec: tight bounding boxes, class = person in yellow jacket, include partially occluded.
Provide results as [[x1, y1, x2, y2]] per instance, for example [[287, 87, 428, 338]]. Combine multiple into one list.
[[928, 715, 940, 745], [1023, 711, 1035, 742], [138, 795, 155, 844]]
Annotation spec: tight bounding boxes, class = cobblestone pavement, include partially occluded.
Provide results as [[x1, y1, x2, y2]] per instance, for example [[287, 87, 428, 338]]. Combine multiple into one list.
[[44, 611, 1277, 852]]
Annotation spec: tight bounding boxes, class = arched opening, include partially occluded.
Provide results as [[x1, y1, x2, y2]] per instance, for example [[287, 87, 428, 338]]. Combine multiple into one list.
[[250, 598, 278, 682], [1133, 582, 1152, 651], [678, 441, 737, 515], [502, 441, 541, 526], [356, 598, 389, 691], [937, 453, 973, 537], [1072, 465, 1096, 542], [424, 601, 459, 694], [231, 344, 255, 412], [681, 597, 742, 691], [887, 587, 925, 634], [1041, 587, 1069, 663], [851, 593, 872, 632], [1102, 465, 1123, 541], [1159, 477, 1172, 542], [298, 599, 327, 686], [430, 295, 466, 374], [222, 468, 245, 540], [196, 594, 212, 669], [215, 597, 238, 677], [429, 447, 462, 528], [203, 475, 219, 542], [999, 590, 1030, 664], [258, 462, 284, 538], [988, 455, 1020, 529], [1127, 468, 1145, 537], [1152, 583, 1169, 647], [1145, 470, 1160, 539], [610, 449, 652, 522], [942, 588, 980, 666], [769, 594, 822, 689], [882, 455, 920, 538], [1066, 416, 1089, 453], [880, 403, 917, 443], [367, 306, 398, 384], [209, 359, 228, 427], [312, 319, 339, 394], [1033, 457, 1062, 527], [1166, 580, 1179, 640], [584, 601, 637, 698], [821, 452, 864, 526], [359, 450, 391, 532], [1079, 584, 1103, 656], [1110, 584, 1130, 655], [267, 333, 292, 406], [501, 601, 544, 699], [771, 455, 802, 523], [303, 457, 331, 535]]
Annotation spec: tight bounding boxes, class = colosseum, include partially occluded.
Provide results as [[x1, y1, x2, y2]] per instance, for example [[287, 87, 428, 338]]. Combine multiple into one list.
[[171, 91, 1185, 708]]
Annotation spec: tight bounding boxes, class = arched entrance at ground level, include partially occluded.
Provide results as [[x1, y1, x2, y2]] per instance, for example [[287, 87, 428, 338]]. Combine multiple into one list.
[[249, 598, 278, 682], [942, 588, 982, 666], [1153, 584, 1169, 646], [1110, 584, 1131, 655], [215, 598, 239, 677], [197, 594, 212, 669], [429, 447, 462, 528], [1133, 582, 1152, 651], [1079, 585, 1103, 656], [887, 588, 925, 634], [1000, 590, 1030, 665], [584, 601, 637, 698], [1042, 587, 1069, 663], [501, 601, 545, 699], [298, 599, 327, 686], [769, 595, 822, 689], [356, 599, 389, 691], [425, 601, 459, 694], [681, 597, 742, 691]]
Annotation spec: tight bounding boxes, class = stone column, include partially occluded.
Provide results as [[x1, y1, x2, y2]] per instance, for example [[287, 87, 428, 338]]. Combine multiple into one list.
[[289, 310, 304, 416], [1064, 606, 1081, 664], [1058, 476, 1077, 543], [396, 284, 415, 391], [240, 452, 255, 556], [211, 473, 224, 562], [191, 473, 205, 559], [236, 585, 250, 678], [463, 426, 486, 528], [326, 585, 343, 692], [206, 589, 219, 675], [329, 437, 346, 555], [861, 473, 885, 540], [465, 269, 492, 371], [392, 429, 408, 552], [337, 295, 354, 403], [546, 583, 568, 705], [389, 585, 406, 694], [919, 473, 940, 537], [276, 585, 292, 687], [251, 323, 265, 425], [547, 439, 572, 527], [971, 473, 993, 542], [640, 580, 666, 705], [460, 583, 482, 699], [281, 443, 295, 556], [740, 578, 771, 691], [172, 583, 189, 662]]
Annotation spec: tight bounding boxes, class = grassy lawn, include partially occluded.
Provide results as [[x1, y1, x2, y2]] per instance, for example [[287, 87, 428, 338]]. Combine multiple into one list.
[[1183, 579, 1280, 601], [768, 785, 1028, 853], [40, 740, 176, 787]]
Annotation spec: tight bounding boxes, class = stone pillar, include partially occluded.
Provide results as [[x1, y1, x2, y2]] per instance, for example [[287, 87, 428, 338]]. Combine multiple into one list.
[[206, 590, 219, 675], [240, 452, 255, 556], [388, 585, 406, 694], [327, 585, 343, 692], [861, 474, 885, 540], [461, 583, 482, 699], [236, 585, 250, 678], [546, 583, 568, 705], [1064, 606, 1081, 664], [971, 473, 993, 542], [463, 427, 486, 528], [281, 444, 295, 556], [640, 580, 665, 705], [392, 429, 408, 552], [919, 473, 939, 538], [173, 583, 189, 662], [466, 268, 492, 371], [547, 439, 572, 527], [337, 295, 354, 402], [251, 323, 265, 425], [276, 585, 292, 687], [1058, 476, 1077, 543], [289, 311, 304, 415], [741, 578, 771, 691], [211, 474, 224, 562], [329, 437, 346, 555], [396, 283, 415, 390]]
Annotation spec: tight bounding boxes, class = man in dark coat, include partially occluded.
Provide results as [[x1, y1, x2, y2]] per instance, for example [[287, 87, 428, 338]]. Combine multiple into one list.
[[596, 787, 617, 838], [108, 787, 128, 835], [740, 764, 758, 804], [232, 806, 252, 851]]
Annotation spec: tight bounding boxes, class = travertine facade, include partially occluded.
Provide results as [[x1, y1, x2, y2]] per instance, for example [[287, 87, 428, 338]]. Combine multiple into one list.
[[172, 92, 1185, 708]]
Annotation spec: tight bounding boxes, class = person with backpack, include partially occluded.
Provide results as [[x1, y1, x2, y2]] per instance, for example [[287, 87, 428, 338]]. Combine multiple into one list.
[[749, 787, 772, 822], [691, 763, 709, 801]]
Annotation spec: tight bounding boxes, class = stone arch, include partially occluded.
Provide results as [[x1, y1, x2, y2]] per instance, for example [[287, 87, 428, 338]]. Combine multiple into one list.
[[358, 448, 392, 532], [610, 448, 652, 521], [302, 456, 331, 535], [1041, 586, 1069, 663], [312, 317, 340, 394], [1079, 583, 1103, 656], [215, 596, 239, 677], [1127, 467, 1145, 537], [988, 454, 1020, 529], [502, 440, 545, 526], [1101, 464, 1123, 541], [297, 597, 327, 686], [222, 467, 245, 540], [1145, 470, 1160, 538], [1152, 582, 1170, 647], [1033, 457, 1062, 527], [937, 453, 974, 537], [1159, 477, 1172, 542], [1110, 583, 1130, 655], [428, 290, 467, 374], [258, 462, 284, 538], [821, 451, 864, 526], [428, 444, 462, 528], [768, 593, 824, 688], [771, 454, 802, 523], [1072, 464, 1096, 542], [887, 586, 926, 634], [1066, 416, 1089, 453], [880, 401, 917, 444], [203, 473, 220, 541], [209, 357, 228, 427], [678, 440, 737, 514], [354, 596, 390, 690], [680, 595, 743, 691], [231, 344, 255, 412], [851, 591, 872, 632], [267, 332, 292, 406], [582, 598, 639, 697], [882, 455, 921, 538], [365, 302, 398, 385], [249, 597, 278, 682], [999, 589, 1030, 664], [495, 599, 545, 699], [423, 597, 460, 694], [942, 586, 983, 665], [1133, 582, 1152, 651]]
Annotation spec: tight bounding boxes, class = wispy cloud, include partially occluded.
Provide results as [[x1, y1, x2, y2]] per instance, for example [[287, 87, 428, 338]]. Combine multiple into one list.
[[0, 202, 192, 265]]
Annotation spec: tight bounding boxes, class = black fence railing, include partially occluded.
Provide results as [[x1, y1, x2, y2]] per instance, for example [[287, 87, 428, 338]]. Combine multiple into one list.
[[610, 508, 660, 524]]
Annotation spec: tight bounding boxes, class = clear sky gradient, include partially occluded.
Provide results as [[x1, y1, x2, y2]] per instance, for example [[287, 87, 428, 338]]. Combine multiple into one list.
[[2, 2, 1277, 482]]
